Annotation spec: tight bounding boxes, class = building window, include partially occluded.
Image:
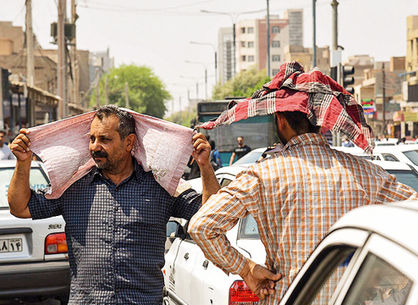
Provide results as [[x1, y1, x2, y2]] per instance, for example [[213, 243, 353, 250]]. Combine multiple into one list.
[[241, 55, 246, 61], [272, 69, 280, 75], [240, 41, 246, 47], [272, 26, 280, 33], [248, 55, 254, 62], [272, 55, 280, 62], [272, 40, 280, 48], [241, 27, 246, 34], [248, 41, 254, 48], [247, 27, 254, 34]]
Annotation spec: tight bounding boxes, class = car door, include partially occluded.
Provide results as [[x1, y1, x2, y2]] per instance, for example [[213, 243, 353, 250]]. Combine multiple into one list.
[[332, 233, 418, 305], [278, 228, 370, 305]]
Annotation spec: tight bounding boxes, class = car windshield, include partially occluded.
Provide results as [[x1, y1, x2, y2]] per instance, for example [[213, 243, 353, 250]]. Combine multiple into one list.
[[403, 150, 418, 166], [233, 150, 264, 166], [0, 167, 49, 208], [387, 169, 418, 192]]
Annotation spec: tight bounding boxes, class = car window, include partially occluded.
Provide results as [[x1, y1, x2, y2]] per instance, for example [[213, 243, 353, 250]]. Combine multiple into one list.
[[220, 178, 233, 187], [288, 246, 356, 305], [233, 150, 263, 166], [238, 215, 259, 239], [386, 170, 418, 192], [403, 150, 418, 166], [0, 167, 49, 208], [381, 153, 400, 162], [342, 253, 412, 305]]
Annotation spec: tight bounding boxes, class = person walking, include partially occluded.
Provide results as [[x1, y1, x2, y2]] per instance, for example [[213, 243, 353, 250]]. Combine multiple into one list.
[[8, 105, 220, 305], [209, 140, 222, 170], [188, 62, 418, 304], [229, 136, 251, 166]]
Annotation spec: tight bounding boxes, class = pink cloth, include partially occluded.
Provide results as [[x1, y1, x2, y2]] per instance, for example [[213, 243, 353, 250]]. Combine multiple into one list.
[[28, 110, 194, 199]]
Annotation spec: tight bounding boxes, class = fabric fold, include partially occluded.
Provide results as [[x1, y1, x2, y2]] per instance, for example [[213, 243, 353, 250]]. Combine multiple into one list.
[[28, 109, 194, 199]]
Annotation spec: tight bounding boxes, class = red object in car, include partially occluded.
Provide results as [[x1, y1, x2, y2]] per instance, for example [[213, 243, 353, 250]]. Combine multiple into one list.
[[229, 280, 259, 305]]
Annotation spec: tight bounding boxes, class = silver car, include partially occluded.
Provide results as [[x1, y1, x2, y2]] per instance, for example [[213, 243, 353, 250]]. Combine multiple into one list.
[[0, 160, 69, 301]]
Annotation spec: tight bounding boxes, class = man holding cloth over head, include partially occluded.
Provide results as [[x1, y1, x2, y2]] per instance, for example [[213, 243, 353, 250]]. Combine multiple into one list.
[[8, 105, 220, 305], [188, 62, 418, 304]]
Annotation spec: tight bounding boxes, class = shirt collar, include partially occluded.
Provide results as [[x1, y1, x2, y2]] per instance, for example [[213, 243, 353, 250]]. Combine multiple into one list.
[[87, 157, 144, 184], [282, 133, 330, 151]]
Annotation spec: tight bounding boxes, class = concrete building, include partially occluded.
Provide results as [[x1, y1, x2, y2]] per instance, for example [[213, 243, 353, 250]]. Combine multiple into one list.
[[405, 15, 418, 103], [283, 9, 303, 47], [283, 45, 330, 74], [218, 27, 233, 85], [218, 9, 304, 82]]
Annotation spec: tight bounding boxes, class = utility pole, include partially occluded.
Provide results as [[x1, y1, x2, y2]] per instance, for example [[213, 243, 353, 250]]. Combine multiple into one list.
[[95, 71, 100, 108], [25, 0, 35, 127], [266, 0, 271, 78], [57, 0, 66, 119], [124, 82, 130, 108], [25, 0, 34, 87], [232, 23, 236, 77], [382, 62, 386, 137], [71, 0, 80, 108], [331, 0, 339, 51], [312, 0, 317, 68], [196, 82, 199, 99], [104, 76, 109, 105], [204, 68, 208, 100]]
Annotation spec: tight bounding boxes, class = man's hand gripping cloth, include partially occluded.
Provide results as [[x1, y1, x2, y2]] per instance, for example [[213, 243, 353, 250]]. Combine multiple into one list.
[[198, 61, 374, 152], [27, 110, 194, 199]]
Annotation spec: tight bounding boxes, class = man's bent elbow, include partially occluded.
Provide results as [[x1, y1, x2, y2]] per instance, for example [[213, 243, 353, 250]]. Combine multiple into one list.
[[9, 206, 31, 218], [188, 214, 206, 243]]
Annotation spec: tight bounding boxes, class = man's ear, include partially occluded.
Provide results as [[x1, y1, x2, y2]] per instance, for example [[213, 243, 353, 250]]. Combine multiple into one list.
[[125, 134, 137, 152], [276, 113, 287, 130]]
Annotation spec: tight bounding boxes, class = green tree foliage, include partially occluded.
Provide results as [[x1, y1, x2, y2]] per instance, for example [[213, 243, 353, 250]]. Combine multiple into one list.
[[212, 66, 270, 100], [165, 109, 197, 128], [90, 65, 171, 118]]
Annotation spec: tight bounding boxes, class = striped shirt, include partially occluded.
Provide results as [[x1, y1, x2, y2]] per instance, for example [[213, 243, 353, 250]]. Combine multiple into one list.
[[188, 133, 417, 304]]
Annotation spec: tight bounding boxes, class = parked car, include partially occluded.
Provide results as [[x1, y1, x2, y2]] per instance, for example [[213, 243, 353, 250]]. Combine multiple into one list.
[[0, 160, 70, 301], [163, 159, 418, 305]]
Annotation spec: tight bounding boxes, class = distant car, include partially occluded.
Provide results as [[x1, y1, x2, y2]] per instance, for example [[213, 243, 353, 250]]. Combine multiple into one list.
[[0, 160, 70, 301], [163, 157, 418, 305]]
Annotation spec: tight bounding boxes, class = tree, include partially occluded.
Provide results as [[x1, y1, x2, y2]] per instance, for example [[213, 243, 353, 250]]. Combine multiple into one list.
[[90, 65, 171, 118], [212, 66, 270, 100], [165, 109, 197, 128]]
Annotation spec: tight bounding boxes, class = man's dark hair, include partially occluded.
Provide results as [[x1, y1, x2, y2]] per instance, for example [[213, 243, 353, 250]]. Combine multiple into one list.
[[281, 111, 320, 134], [209, 140, 216, 150], [94, 105, 136, 139], [0, 130, 5, 136]]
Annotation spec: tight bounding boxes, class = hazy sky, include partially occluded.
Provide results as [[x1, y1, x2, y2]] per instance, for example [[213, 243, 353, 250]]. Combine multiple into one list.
[[0, 0, 417, 115]]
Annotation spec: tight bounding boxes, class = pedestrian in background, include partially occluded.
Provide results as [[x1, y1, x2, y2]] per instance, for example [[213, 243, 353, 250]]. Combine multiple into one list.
[[229, 136, 251, 166], [189, 62, 418, 303], [8, 105, 220, 305], [0, 129, 15, 160], [209, 140, 222, 170]]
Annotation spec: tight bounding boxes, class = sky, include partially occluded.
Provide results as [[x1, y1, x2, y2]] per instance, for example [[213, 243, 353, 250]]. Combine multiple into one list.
[[0, 0, 417, 116]]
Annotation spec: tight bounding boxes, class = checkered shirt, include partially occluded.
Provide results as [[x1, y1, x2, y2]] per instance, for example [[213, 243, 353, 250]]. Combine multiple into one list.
[[188, 133, 417, 305], [29, 160, 202, 305]]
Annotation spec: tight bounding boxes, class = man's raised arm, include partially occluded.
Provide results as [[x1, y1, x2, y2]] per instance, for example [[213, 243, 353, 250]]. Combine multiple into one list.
[[8, 129, 33, 218]]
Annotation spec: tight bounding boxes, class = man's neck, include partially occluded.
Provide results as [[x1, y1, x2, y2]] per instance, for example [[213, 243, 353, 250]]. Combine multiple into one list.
[[102, 158, 134, 186]]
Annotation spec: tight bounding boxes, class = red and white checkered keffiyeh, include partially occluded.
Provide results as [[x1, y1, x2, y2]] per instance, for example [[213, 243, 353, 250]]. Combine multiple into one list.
[[198, 62, 374, 152]]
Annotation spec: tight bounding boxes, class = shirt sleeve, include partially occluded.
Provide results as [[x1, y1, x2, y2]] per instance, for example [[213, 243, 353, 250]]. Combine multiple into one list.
[[377, 173, 418, 203], [172, 188, 202, 220], [28, 189, 63, 219], [188, 168, 261, 275]]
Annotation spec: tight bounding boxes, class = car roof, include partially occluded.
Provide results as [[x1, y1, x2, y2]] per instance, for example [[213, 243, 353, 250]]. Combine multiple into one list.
[[215, 164, 251, 176], [0, 160, 43, 168], [331, 201, 418, 255], [370, 160, 413, 170], [374, 144, 418, 153]]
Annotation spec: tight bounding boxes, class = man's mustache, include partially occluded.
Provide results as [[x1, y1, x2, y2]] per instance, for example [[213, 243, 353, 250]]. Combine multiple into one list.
[[91, 151, 108, 158]]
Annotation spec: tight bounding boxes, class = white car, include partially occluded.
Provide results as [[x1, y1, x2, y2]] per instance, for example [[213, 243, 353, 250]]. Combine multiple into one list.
[[163, 159, 418, 305], [0, 160, 69, 301]]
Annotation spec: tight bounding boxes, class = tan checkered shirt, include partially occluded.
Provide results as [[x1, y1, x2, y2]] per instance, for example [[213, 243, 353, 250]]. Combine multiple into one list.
[[189, 133, 418, 304]]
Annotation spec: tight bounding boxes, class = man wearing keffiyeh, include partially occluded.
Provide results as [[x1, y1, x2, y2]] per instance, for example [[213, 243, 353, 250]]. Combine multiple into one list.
[[188, 62, 418, 304]]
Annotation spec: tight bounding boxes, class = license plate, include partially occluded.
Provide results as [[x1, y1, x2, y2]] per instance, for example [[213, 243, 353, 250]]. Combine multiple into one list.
[[0, 238, 23, 253]]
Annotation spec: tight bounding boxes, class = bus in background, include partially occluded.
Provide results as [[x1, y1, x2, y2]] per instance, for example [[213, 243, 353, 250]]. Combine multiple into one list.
[[197, 100, 277, 166]]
